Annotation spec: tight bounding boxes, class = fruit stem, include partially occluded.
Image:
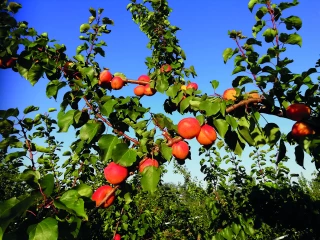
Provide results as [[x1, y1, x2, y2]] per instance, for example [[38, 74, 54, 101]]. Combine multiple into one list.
[[83, 96, 140, 146], [226, 97, 262, 113], [123, 79, 149, 85]]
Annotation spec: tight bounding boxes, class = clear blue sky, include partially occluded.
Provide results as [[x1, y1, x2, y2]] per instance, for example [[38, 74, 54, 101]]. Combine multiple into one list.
[[1, 0, 319, 184]]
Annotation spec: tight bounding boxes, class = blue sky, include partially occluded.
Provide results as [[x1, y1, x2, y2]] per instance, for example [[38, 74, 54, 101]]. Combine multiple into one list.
[[1, 0, 320, 184]]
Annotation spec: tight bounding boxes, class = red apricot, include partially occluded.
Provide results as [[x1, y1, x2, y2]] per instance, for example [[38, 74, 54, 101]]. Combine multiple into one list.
[[172, 141, 189, 160], [114, 234, 121, 240], [196, 124, 217, 145], [138, 74, 150, 83], [223, 88, 237, 101], [104, 162, 128, 185], [91, 185, 115, 208], [291, 122, 315, 138], [134, 85, 145, 96], [177, 117, 201, 139], [186, 82, 198, 90], [160, 64, 172, 73], [144, 84, 156, 96], [139, 158, 159, 173], [99, 70, 113, 88], [111, 76, 124, 90], [286, 103, 311, 121]]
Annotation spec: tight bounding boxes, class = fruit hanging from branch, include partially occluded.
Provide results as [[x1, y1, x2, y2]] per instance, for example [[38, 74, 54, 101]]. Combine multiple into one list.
[[177, 117, 201, 139], [286, 103, 311, 121], [99, 69, 113, 88], [172, 141, 189, 160], [104, 162, 128, 185], [196, 124, 217, 146], [91, 185, 116, 208], [139, 158, 159, 173]]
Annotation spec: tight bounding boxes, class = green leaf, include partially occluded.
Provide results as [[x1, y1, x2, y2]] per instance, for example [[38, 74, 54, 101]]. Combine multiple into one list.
[[0, 192, 42, 235], [27, 217, 58, 240], [199, 100, 220, 116], [160, 143, 172, 161], [0, 197, 20, 219], [101, 99, 118, 117], [226, 115, 238, 130], [211, 80, 219, 90], [8, 2, 22, 13], [276, 139, 286, 164], [98, 134, 121, 163], [238, 125, 255, 146], [281, 16, 302, 30], [48, 108, 56, 112], [46, 80, 67, 99], [39, 174, 54, 196], [262, 28, 277, 42], [80, 23, 90, 33], [80, 120, 105, 143], [264, 123, 281, 146], [59, 190, 88, 220], [285, 33, 302, 47], [57, 110, 75, 132], [24, 105, 39, 114], [74, 184, 93, 198], [257, 55, 271, 64], [213, 119, 229, 138], [112, 143, 137, 167], [141, 166, 161, 194], [248, 0, 258, 12], [27, 64, 44, 86], [4, 151, 26, 162], [20, 169, 41, 184], [89, 7, 96, 17], [232, 66, 246, 75], [34, 144, 51, 153], [295, 145, 305, 169], [223, 48, 233, 63], [0, 108, 19, 119]]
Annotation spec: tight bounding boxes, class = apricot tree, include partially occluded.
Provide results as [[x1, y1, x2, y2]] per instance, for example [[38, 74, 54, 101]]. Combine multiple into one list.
[[1, 0, 320, 239]]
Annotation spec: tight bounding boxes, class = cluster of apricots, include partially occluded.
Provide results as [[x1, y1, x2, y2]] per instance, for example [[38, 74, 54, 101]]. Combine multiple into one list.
[[222, 87, 260, 101], [91, 158, 159, 208], [98, 64, 173, 96], [173, 117, 217, 160], [98, 70, 125, 90], [223, 88, 315, 139], [286, 103, 315, 138]]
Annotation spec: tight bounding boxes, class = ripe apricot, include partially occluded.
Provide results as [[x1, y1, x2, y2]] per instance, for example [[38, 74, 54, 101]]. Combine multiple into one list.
[[186, 82, 198, 90], [139, 158, 159, 173], [196, 124, 217, 145], [172, 141, 189, 160], [223, 88, 237, 101], [104, 162, 128, 185], [291, 121, 315, 138], [99, 70, 113, 88], [160, 64, 172, 73], [138, 75, 150, 83], [144, 84, 156, 96], [114, 234, 121, 240], [134, 85, 145, 96], [91, 185, 115, 208], [286, 103, 311, 121], [111, 76, 124, 90], [177, 117, 201, 139]]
